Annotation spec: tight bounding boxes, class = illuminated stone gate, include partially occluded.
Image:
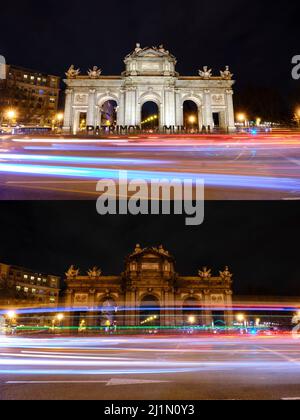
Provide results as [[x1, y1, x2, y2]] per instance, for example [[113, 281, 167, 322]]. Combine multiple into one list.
[[63, 44, 236, 134], [64, 245, 234, 328]]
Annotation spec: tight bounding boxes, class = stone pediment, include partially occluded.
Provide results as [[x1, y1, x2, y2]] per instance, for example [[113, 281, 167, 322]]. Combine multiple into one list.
[[125, 45, 176, 61], [127, 245, 175, 262], [135, 49, 170, 58]]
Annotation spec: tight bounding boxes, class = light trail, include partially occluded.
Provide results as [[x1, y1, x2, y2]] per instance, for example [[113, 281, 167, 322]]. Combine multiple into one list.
[[0, 153, 167, 166], [0, 163, 300, 192], [1, 303, 299, 316]]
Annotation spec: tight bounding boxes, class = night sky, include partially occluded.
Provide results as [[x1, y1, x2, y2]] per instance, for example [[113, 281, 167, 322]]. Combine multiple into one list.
[[1, 1, 299, 93], [0, 201, 299, 297]]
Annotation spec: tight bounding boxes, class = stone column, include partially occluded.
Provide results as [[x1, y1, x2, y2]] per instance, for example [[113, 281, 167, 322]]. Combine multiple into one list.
[[117, 90, 125, 126], [124, 88, 137, 126], [203, 90, 213, 129], [88, 289, 96, 328], [225, 290, 234, 326], [65, 289, 73, 333], [63, 89, 73, 132], [164, 89, 176, 128], [125, 288, 137, 327], [175, 90, 183, 128], [203, 290, 213, 326], [87, 89, 96, 127], [226, 89, 236, 131]]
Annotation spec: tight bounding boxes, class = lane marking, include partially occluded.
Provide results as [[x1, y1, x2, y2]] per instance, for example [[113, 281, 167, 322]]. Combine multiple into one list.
[[6, 379, 170, 387]]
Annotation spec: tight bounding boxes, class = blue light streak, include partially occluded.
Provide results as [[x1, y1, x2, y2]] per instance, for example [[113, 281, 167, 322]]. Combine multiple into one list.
[[0, 162, 299, 192], [0, 153, 164, 166]]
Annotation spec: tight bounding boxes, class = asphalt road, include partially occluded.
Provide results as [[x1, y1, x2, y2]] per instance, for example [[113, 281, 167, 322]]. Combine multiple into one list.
[[1, 335, 300, 400], [1, 131, 300, 200]]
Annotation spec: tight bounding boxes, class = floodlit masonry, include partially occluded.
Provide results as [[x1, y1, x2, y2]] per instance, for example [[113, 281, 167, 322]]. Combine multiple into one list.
[[63, 44, 236, 134], [64, 244, 234, 328]]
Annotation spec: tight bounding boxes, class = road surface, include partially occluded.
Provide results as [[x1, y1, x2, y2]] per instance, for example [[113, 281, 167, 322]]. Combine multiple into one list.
[[1, 131, 300, 200], [1, 334, 300, 400]]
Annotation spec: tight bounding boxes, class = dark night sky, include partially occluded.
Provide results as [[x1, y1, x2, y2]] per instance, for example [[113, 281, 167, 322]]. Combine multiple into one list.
[[0, 1, 300, 93], [0, 201, 299, 297]]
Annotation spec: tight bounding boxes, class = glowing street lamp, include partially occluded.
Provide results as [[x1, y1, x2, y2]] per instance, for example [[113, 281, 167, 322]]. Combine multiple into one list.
[[6, 310, 16, 320], [295, 108, 300, 126], [56, 113, 64, 122], [237, 113, 246, 124], [188, 115, 197, 125], [236, 314, 245, 323], [6, 109, 17, 126], [188, 316, 196, 325], [56, 314, 64, 322]]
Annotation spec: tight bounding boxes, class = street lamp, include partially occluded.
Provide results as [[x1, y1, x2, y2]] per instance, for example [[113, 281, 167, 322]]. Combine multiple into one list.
[[188, 316, 196, 325], [6, 109, 17, 127], [188, 115, 197, 125], [56, 314, 64, 322], [237, 113, 247, 127], [295, 108, 300, 126], [6, 310, 16, 321], [236, 314, 244, 322]]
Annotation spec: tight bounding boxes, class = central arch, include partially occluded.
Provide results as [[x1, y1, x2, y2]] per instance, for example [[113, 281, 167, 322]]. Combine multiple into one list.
[[182, 297, 203, 326], [141, 101, 160, 132], [140, 294, 161, 326], [183, 99, 201, 132]]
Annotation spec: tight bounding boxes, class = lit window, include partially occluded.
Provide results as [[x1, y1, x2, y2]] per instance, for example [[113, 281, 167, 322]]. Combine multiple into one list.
[[31, 276, 35, 280], [24, 287, 29, 293], [24, 75, 28, 79], [24, 275, 28, 279], [16, 286, 21, 291], [30, 76, 34, 80], [32, 289, 36, 294]]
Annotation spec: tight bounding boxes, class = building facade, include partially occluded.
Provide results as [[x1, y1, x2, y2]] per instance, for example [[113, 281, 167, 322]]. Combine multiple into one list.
[[0, 65, 60, 126], [0, 263, 60, 307], [63, 44, 236, 134], [64, 245, 234, 328]]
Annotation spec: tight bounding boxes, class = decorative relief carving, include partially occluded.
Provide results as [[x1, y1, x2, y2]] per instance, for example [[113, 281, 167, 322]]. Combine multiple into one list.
[[211, 294, 225, 304], [211, 94, 225, 105], [74, 293, 89, 305], [74, 94, 88, 105]]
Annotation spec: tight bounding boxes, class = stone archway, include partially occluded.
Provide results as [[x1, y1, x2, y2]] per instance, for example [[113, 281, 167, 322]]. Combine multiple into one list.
[[182, 96, 203, 132], [182, 297, 203, 326], [139, 93, 162, 129], [141, 101, 160, 132], [140, 294, 161, 326], [97, 94, 119, 128]]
